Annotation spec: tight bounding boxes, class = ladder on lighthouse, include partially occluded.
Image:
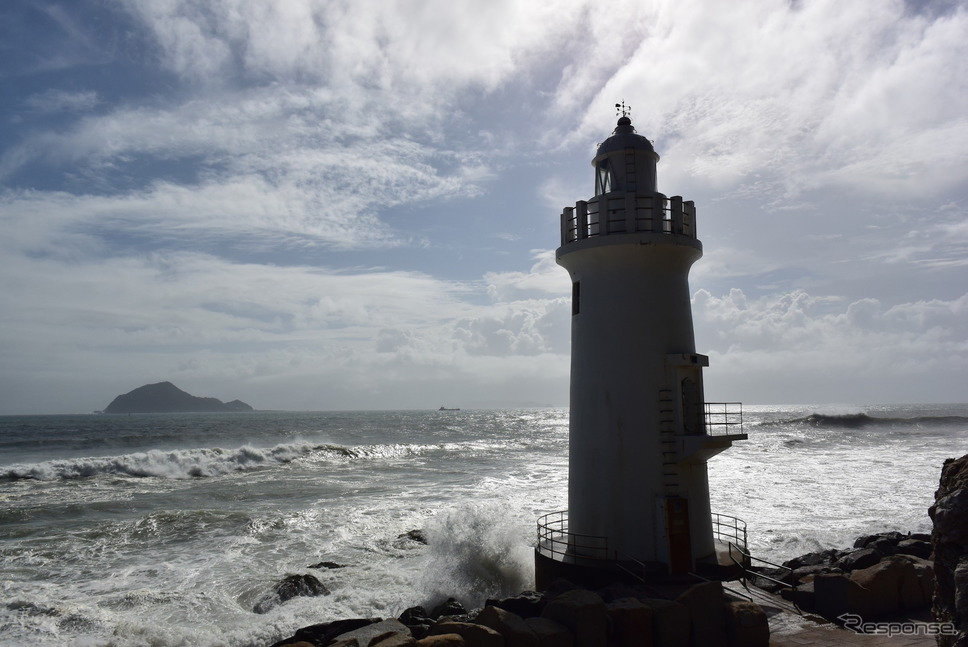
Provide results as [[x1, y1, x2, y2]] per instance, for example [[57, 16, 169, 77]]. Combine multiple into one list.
[[658, 389, 679, 491]]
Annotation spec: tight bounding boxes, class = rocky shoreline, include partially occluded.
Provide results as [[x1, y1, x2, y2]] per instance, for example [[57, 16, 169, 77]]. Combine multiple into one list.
[[261, 453, 968, 646]]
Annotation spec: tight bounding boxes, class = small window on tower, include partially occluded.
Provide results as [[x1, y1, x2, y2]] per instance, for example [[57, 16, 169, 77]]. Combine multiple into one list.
[[572, 281, 581, 315], [595, 160, 612, 195]]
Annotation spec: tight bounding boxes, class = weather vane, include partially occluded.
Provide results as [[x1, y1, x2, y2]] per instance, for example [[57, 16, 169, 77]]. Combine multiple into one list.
[[615, 101, 631, 118]]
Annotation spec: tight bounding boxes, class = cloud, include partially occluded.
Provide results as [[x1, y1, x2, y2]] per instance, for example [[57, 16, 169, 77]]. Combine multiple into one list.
[[693, 288, 968, 402]]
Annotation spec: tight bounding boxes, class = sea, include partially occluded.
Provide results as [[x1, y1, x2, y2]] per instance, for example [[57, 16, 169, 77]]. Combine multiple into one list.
[[1, 404, 966, 646]]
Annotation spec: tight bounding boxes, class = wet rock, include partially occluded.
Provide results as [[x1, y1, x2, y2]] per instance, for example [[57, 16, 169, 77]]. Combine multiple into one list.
[[330, 619, 414, 647], [308, 560, 347, 569], [399, 529, 428, 544], [431, 598, 468, 620], [484, 592, 546, 619], [254, 573, 329, 614], [269, 618, 381, 647]]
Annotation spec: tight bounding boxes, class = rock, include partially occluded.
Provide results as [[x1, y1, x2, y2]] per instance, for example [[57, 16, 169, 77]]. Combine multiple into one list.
[[428, 622, 504, 647], [930, 454, 968, 647], [398, 529, 428, 544], [254, 573, 329, 614], [642, 599, 690, 647], [868, 537, 898, 556], [782, 549, 840, 571], [309, 561, 347, 569], [854, 531, 904, 549], [724, 600, 769, 647], [431, 598, 468, 620], [896, 538, 933, 559], [791, 563, 841, 582], [269, 618, 381, 647], [475, 606, 538, 647], [675, 581, 726, 647], [834, 548, 881, 572], [485, 592, 546, 619], [606, 598, 653, 647], [416, 635, 465, 647], [811, 574, 869, 619], [330, 619, 414, 647], [780, 580, 816, 614], [523, 617, 573, 647], [850, 555, 926, 616], [373, 634, 419, 647], [400, 606, 432, 625], [748, 566, 793, 593], [540, 589, 607, 647]]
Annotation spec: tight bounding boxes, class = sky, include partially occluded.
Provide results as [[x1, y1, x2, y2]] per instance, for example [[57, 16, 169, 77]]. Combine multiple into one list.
[[1, 0, 966, 414]]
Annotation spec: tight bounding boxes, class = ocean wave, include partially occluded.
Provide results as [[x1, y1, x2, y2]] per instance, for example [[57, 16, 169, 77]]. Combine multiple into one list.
[[0, 441, 432, 481], [782, 412, 968, 429]]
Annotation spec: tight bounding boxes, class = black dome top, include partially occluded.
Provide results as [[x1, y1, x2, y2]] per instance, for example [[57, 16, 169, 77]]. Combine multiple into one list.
[[595, 116, 655, 159]]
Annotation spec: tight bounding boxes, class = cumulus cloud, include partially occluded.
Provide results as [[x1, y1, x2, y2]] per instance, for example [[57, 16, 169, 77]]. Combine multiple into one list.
[[693, 288, 968, 402]]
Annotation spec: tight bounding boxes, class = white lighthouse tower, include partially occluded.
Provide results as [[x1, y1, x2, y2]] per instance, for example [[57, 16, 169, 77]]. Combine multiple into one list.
[[536, 109, 747, 586]]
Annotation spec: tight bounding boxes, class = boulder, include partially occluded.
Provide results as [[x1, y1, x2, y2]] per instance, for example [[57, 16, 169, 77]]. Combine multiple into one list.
[[782, 549, 841, 571], [428, 622, 504, 647], [724, 600, 769, 647], [330, 619, 414, 647], [675, 581, 726, 647], [540, 589, 607, 647], [400, 606, 433, 639], [606, 598, 653, 647], [930, 454, 968, 647], [254, 573, 329, 614], [642, 599, 690, 647], [431, 598, 468, 620], [523, 617, 573, 647], [485, 592, 546, 619], [475, 606, 538, 647], [868, 537, 898, 556], [834, 548, 881, 572], [373, 634, 418, 647], [812, 574, 871, 619], [416, 635, 465, 647], [896, 538, 933, 559], [849, 555, 926, 616], [269, 618, 381, 647], [780, 580, 816, 613]]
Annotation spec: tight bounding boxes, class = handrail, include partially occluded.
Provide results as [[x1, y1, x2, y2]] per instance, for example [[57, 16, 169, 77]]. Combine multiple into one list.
[[536, 511, 610, 561], [729, 543, 803, 614], [711, 513, 748, 551], [704, 402, 744, 436]]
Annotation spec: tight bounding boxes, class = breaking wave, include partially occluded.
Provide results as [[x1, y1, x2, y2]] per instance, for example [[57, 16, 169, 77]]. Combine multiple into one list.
[[783, 413, 968, 429], [0, 441, 435, 481]]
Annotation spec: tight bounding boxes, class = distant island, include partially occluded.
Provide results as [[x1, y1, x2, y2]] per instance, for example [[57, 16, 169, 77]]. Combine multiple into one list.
[[102, 382, 254, 414]]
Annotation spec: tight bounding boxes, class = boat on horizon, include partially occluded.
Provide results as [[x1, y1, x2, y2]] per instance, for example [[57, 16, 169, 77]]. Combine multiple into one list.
[[438, 406, 460, 411]]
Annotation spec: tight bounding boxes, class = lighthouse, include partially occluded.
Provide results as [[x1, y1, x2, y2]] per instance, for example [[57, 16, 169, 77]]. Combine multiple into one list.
[[536, 110, 747, 586]]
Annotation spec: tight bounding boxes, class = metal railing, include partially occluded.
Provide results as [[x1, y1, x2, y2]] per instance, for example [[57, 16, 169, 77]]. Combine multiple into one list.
[[538, 511, 749, 561], [711, 512, 748, 552], [560, 192, 697, 245], [535, 511, 609, 561], [704, 402, 744, 436]]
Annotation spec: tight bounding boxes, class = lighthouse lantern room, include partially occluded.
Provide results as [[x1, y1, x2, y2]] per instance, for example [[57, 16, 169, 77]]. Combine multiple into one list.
[[535, 108, 748, 586]]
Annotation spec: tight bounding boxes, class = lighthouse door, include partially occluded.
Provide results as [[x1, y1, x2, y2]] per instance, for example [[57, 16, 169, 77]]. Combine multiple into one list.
[[666, 496, 693, 574]]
